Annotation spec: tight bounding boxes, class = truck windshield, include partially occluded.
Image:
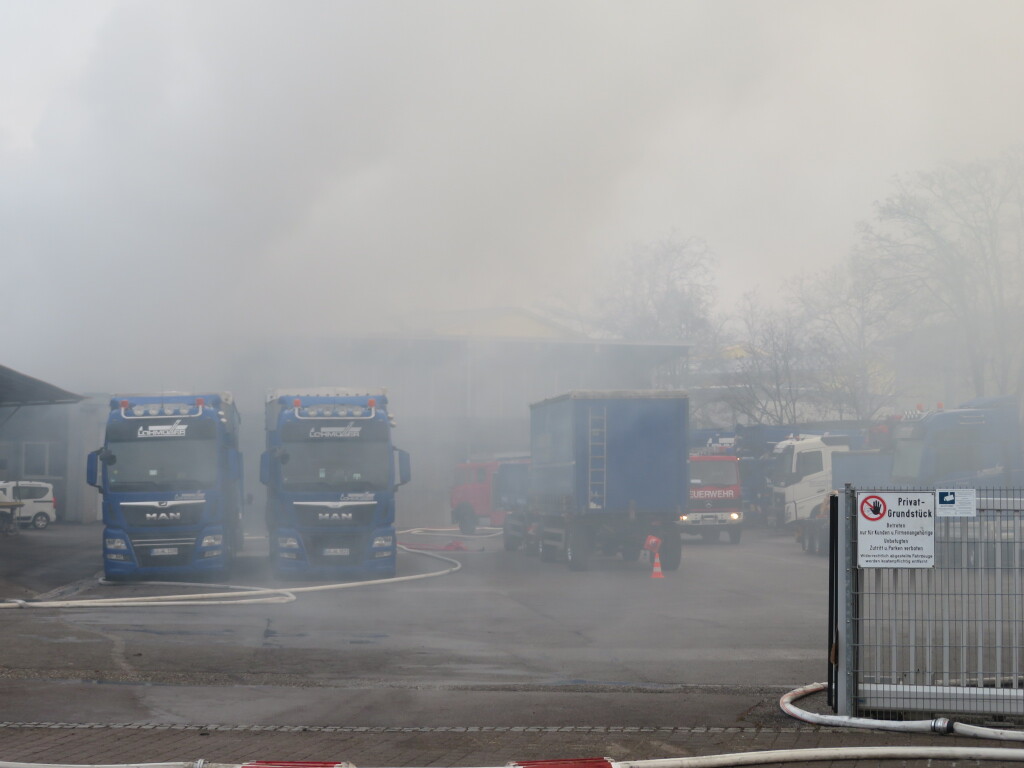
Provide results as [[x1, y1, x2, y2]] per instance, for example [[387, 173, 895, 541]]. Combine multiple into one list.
[[691, 461, 739, 485], [107, 439, 219, 491], [281, 439, 391, 492], [770, 446, 794, 485]]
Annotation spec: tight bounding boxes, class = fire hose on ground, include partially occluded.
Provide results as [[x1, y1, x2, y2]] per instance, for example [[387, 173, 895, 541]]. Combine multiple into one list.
[[0, 545, 463, 609], [3, 741, 1024, 768], [3, 533, 1023, 763], [780, 680, 1024, 741]]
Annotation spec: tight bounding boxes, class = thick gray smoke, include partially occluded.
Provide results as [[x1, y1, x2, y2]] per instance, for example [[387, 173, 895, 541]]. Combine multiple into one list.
[[3, 1, 1024, 393]]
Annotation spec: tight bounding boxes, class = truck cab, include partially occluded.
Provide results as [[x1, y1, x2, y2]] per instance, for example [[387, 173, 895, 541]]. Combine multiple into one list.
[[86, 393, 244, 580], [261, 389, 410, 579], [450, 457, 529, 534], [679, 454, 743, 543], [769, 435, 851, 528]]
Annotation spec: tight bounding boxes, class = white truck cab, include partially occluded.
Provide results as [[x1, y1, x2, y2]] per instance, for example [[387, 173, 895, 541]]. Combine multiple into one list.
[[769, 435, 850, 526]]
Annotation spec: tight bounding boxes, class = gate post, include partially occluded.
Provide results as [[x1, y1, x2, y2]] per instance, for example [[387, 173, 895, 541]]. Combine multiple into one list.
[[835, 483, 858, 715]]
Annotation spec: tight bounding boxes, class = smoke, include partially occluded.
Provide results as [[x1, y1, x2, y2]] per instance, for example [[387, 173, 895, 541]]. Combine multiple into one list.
[[3, 0, 1024, 392]]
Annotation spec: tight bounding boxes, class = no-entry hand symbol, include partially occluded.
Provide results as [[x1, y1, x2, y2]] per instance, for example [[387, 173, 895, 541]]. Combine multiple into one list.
[[860, 494, 887, 522]]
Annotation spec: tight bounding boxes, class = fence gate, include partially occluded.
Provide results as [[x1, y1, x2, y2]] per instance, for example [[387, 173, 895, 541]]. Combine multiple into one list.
[[831, 486, 1024, 721]]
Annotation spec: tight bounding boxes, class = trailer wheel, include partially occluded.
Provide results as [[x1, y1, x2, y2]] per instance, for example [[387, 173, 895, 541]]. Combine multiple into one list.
[[620, 543, 642, 562], [565, 524, 591, 571], [803, 527, 820, 555], [658, 532, 683, 571], [454, 503, 477, 535], [539, 527, 558, 562], [502, 517, 522, 551]]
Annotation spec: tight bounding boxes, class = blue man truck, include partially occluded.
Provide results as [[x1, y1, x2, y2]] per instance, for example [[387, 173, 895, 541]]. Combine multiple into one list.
[[86, 393, 244, 581], [261, 389, 410, 579], [503, 390, 688, 571]]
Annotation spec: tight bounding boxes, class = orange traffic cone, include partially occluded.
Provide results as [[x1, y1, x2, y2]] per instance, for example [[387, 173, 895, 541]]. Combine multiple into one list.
[[651, 552, 664, 579]]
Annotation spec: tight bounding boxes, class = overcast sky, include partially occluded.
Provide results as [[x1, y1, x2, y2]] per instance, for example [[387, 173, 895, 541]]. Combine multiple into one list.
[[3, 1, 1024, 392]]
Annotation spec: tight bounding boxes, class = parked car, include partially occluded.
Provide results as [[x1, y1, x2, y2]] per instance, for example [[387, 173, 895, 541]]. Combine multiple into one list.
[[0, 481, 57, 529]]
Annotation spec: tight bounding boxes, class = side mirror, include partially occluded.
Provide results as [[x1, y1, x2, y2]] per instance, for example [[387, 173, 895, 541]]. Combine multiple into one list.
[[396, 448, 411, 487], [86, 450, 101, 488], [259, 452, 271, 485]]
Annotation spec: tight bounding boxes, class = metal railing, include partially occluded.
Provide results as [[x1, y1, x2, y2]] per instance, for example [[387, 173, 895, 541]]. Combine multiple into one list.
[[834, 487, 1024, 720]]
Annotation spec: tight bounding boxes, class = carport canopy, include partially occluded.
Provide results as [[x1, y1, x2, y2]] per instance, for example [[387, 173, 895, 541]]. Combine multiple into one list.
[[0, 364, 83, 406]]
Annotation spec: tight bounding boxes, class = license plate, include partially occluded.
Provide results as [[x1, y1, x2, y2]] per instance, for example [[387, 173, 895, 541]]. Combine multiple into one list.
[[324, 547, 350, 556], [151, 547, 178, 556], [701, 514, 718, 523]]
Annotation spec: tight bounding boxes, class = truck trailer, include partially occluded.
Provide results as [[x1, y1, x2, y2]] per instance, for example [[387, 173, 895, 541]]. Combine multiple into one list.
[[86, 393, 245, 581], [503, 390, 688, 571], [260, 389, 410, 579]]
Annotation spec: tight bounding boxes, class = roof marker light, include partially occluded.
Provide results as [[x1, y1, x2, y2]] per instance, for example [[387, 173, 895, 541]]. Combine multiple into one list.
[[195, 397, 205, 408], [120, 400, 130, 409], [293, 399, 302, 408], [368, 399, 376, 408]]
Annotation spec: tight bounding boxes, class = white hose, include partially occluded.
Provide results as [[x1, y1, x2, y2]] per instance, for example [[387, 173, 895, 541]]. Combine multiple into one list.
[[0, 764, 215, 768], [5, 745, 1024, 768], [611, 746, 1024, 766], [399, 525, 504, 539], [0, 546, 461, 609], [781, 680, 1024, 742]]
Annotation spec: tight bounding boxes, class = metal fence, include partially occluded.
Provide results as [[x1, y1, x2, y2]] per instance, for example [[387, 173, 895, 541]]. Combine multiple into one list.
[[832, 487, 1024, 721]]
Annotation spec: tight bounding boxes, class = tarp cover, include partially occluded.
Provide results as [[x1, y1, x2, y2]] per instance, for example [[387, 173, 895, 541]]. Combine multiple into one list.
[[0, 364, 82, 406]]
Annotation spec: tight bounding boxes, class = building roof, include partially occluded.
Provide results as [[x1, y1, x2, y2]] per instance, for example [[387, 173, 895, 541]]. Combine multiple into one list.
[[385, 306, 593, 340], [0, 365, 83, 406]]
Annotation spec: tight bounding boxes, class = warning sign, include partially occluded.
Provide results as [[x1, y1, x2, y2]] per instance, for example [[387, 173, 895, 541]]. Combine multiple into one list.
[[857, 491, 935, 568]]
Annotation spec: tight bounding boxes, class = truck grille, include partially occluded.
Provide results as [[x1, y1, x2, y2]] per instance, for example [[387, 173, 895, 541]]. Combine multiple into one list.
[[689, 497, 741, 511], [131, 537, 196, 567], [295, 503, 376, 527]]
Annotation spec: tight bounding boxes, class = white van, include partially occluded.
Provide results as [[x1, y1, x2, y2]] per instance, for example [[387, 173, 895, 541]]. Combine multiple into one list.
[[0, 481, 57, 529]]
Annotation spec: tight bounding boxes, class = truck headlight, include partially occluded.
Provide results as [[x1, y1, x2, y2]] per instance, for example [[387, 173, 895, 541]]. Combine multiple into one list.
[[202, 534, 223, 547], [278, 537, 299, 549], [678, 514, 689, 522], [105, 538, 128, 550], [729, 512, 742, 521], [373, 535, 393, 548]]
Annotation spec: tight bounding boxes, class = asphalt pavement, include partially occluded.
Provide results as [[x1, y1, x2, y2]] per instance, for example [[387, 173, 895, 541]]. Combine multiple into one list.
[[2, 523, 1022, 768]]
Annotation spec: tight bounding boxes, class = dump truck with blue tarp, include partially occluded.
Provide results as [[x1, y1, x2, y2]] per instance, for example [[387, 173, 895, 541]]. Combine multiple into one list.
[[503, 390, 688, 571]]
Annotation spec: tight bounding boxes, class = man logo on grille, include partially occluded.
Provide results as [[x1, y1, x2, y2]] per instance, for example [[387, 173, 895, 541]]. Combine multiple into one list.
[[860, 494, 887, 521]]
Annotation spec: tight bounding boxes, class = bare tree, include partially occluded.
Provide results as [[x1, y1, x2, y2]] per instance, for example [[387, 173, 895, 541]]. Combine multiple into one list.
[[795, 260, 898, 421], [599, 233, 717, 344], [719, 294, 817, 426], [857, 149, 1024, 399]]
